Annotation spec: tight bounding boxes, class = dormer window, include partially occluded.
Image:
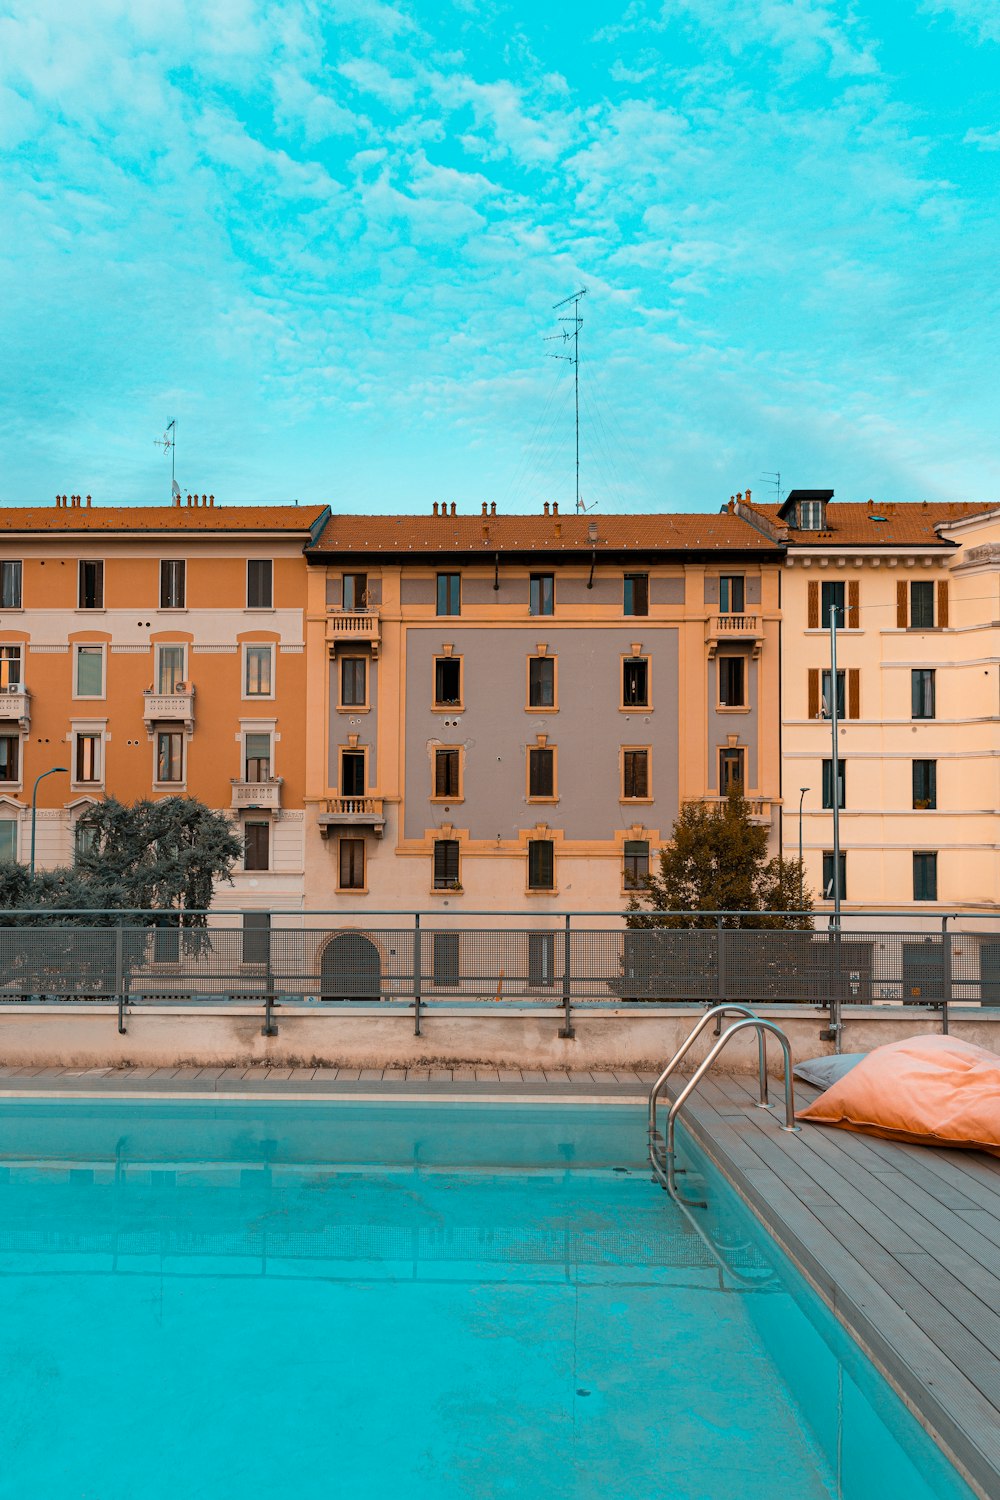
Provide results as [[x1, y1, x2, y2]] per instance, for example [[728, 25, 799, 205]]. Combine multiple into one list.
[[798, 500, 826, 530]]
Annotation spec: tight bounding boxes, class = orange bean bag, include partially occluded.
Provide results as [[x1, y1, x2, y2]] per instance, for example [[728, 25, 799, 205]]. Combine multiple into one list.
[[797, 1033, 1000, 1156]]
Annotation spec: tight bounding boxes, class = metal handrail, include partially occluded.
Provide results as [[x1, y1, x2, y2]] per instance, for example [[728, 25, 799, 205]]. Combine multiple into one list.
[[652, 1017, 800, 1199], [648, 1005, 768, 1184]]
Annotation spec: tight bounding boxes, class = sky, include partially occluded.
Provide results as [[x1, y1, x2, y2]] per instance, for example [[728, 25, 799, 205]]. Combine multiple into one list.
[[1, 1, 998, 516]]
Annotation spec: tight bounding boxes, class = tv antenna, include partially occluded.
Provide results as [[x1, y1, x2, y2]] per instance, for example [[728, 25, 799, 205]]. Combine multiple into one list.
[[761, 470, 782, 505], [155, 419, 179, 500], [546, 288, 587, 512]]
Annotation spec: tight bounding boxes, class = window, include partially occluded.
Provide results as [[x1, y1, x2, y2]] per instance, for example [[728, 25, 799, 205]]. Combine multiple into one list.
[[434, 657, 462, 707], [623, 840, 649, 891], [622, 657, 649, 707], [0, 735, 17, 782], [434, 747, 460, 799], [718, 656, 745, 707], [74, 822, 95, 864], [75, 734, 101, 783], [527, 839, 554, 891], [622, 749, 649, 800], [160, 560, 185, 609], [244, 732, 272, 781], [340, 656, 366, 707], [913, 851, 937, 902], [244, 821, 269, 871], [821, 669, 845, 719], [433, 932, 459, 987], [911, 669, 936, 720], [78, 560, 103, 609], [247, 559, 273, 608], [74, 646, 104, 698], [245, 645, 273, 697], [338, 838, 365, 891], [719, 575, 745, 614], [0, 561, 22, 609], [433, 838, 460, 890], [528, 746, 555, 799], [913, 760, 937, 810], [153, 915, 180, 965], [342, 573, 368, 611], [822, 851, 847, 901], [436, 573, 461, 616], [156, 645, 185, 694], [341, 749, 365, 796], [0, 820, 17, 863], [798, 500, 825, 530], [530, 573, 554, 616], [624, 573, 649, 616], [156, 730, 184, 783], [822, 759, 846, 809], [820, 581, 845, 627], [242, 912, 271, 964], [910, 581, 935, 630], [719, 748, 744, 794], [528, 655, 555, 708], [0, 646, 21, 687], [528, 932, 555, 987]]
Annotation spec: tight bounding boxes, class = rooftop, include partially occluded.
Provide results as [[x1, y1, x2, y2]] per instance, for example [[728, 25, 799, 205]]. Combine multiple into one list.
[[758, 498, 989, 548], [0, 496, 329, 533]]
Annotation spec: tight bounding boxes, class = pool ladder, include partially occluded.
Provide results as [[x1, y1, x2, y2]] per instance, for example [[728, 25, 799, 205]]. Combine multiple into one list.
[[648, 1005, 800, 1199]]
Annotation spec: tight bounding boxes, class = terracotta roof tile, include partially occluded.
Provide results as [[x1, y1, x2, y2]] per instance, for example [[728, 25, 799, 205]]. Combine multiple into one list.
[[309, 510, 779, 555], [755, 501, 989, 547], [0, 503, 328, 533]]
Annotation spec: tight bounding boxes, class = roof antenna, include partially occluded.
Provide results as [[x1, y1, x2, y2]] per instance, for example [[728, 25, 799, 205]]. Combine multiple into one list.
[[761, 471, 782, 506], [155, 419, 179, 502], [546, 288, 587, 514]]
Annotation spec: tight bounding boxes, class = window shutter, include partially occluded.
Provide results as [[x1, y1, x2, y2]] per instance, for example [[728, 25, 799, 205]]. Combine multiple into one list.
[[896, 580, 908, 628], [808, 580, 819, 630], [848, 668, 860, 720], [937, 579, 949, 629], [847, 580, 860, 630], [435, 751, 448, 797], [807, 669, 819, 719]]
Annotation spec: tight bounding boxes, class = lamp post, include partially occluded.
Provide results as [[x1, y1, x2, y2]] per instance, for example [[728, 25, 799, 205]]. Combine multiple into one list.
[[798, 786, 809, 909], [30, 766, 68, 877]]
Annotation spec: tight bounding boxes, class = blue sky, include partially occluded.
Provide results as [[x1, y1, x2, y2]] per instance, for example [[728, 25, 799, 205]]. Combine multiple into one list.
[[1, 0, 998, 514]]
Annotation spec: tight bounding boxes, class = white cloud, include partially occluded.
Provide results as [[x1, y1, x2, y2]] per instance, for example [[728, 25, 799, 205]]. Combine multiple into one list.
[[964, 125, 1000, 150], [921, 0, 1000, 44]]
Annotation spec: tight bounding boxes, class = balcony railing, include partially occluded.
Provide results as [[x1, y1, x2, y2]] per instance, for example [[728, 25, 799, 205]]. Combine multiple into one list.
[[706, 613, 764, 658], [318, 796, 386, 837], [0, 685, 30, 730], [327, 609, 381, 656], [143, 687, 195, 731], [699, 796, 775, 825], [231, 777, 283, 811]]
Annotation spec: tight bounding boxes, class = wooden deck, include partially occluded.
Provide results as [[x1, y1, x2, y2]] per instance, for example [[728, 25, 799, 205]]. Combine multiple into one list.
[[675, 1075, 1000, 1500]]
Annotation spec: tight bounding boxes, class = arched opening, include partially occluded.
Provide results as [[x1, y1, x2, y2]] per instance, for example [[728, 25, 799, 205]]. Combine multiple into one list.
[[320, 932, 381, 1002]]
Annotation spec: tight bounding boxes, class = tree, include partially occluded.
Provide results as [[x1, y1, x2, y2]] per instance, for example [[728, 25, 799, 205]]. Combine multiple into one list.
[[627, 785, 813, 930]]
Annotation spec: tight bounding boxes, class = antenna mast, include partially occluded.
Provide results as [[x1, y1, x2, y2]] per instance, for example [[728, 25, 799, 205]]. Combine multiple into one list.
[[155, 419, 178, 500], [546, 288, 587, 512]]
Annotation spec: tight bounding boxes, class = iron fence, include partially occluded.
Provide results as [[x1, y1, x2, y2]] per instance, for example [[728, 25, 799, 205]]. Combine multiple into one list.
[[0, 909, 998, 1037]]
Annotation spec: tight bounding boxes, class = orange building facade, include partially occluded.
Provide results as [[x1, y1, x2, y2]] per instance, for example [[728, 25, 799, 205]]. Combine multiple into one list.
[[0, 495, 327, 910]]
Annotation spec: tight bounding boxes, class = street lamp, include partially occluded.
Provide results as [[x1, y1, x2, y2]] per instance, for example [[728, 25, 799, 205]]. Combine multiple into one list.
[[30, 766, 68, 877], [798, 787, 810, 909]]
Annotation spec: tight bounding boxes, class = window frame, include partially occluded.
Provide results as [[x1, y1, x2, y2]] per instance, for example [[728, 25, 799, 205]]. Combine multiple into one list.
[[155, 729, 185, 785], [77, 559, 104, 610], [621, 746, 651, 802], [821, 758, 846, 810], [822, 850, 847, 902], [622, 839, 649, 893], [529, 573, 554, 617], [911, 669, 936, 721], [913, 851, 938, 902], [159, 559, 186, 610], [243, 820, 270, 872], [527, 744, 557, 802], [717, 654, 747, 709], [338, 837, 366, 892], [719, 746, 745, 794], [342, 573, 368, 611], [433, 838, 461, 891], [623, 573, 649, 617], [0, 818, 18, 863], [719, 575, 745, 615], [338, 654, 368, 710], [155, 643, 187, 696], [0, 732, 20, 784], [339, 746, 367, 798], [912, 759, 937, 811], [0, 644, 22, 688], [436, 572, 461, 617], [246, 559, 274, 610], [243, 730, 273, 783], [433, 655, 463, 711], [798, 500, 825, 530], [74, 732, 102, 786], [0, 560, 23, 610], [820, 580, 845, 628], [73, 643, 105, 700], [243, 643, 274, 700], [621, 655, 650, 710], [909, 581, 935, 630], [821, 668, 846, 720], [527, 838, 555, 892], [432, 746, 462, 802], [526, 654, 557, 711]]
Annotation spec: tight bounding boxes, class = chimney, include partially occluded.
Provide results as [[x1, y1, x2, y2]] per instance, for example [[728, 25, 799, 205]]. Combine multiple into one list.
[[85, 495, 91, 507], [481, 502, 488, 516], [432, 502, 439, 516], [588, 520, 598, 543], [555, 520, 562, 538], [552, 502, 558, 516], [490, 502, 496, 516], [736, 492, 743, 504], [543, 502, 550, 516], [744, 488, 751, 504], [450, 502, 456, 516], [728, 498, 735, 514], [172, 492, 181, 507]]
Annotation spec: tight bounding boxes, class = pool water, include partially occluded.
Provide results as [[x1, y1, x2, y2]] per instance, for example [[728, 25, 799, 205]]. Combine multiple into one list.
[[0, 1101, 973, 1500]]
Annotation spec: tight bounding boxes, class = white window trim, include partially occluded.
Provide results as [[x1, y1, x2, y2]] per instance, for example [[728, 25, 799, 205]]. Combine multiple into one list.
[[240, 726, 276, 782], [246, 558, 275, 611], [242, 642, 276, 700], [0, 643, 23, 689], [154, 641, 189, 694], [0, 729, 22, 786], [0, 560, 24, 611], [153, 727, 186, 789], [70, 725, 106, 788], [73, 642, 107, 701]]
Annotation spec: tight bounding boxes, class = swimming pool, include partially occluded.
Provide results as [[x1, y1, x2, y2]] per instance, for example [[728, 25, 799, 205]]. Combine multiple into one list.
[[0, 1100, 973, 1499]]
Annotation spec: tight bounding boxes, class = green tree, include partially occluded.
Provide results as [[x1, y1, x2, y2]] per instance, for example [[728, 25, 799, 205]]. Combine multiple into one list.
[[627, 785, 813, 930]]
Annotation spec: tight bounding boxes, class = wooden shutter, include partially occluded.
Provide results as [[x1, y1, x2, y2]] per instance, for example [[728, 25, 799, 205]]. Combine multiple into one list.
[[937, 579, 949, 629], [808, 580, 819, 630], [848, 580, 860, 630], [896, 580, 908, 628], [807, 669, 820, 719], [848, 668, 860, 720]]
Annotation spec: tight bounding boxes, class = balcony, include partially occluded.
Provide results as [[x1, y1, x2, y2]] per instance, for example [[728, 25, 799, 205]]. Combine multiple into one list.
[[318, 796, 386, 837], [706, 613, 765, 659], [0, 685, 30, 731], [143, 686, 195, 733], [327, 609, 381, 657], [231, 777, 283, 811], [699, 796, 776, 826]]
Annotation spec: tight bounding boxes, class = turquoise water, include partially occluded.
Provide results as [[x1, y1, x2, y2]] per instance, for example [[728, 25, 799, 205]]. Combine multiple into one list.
[[0, 1101, 973, 1500]]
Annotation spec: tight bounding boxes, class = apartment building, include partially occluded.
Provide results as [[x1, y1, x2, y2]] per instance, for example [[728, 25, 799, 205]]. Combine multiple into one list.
[[0, 494, 328, 909], [738, 490, 999, 914], [302, 503, 784, 911]]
